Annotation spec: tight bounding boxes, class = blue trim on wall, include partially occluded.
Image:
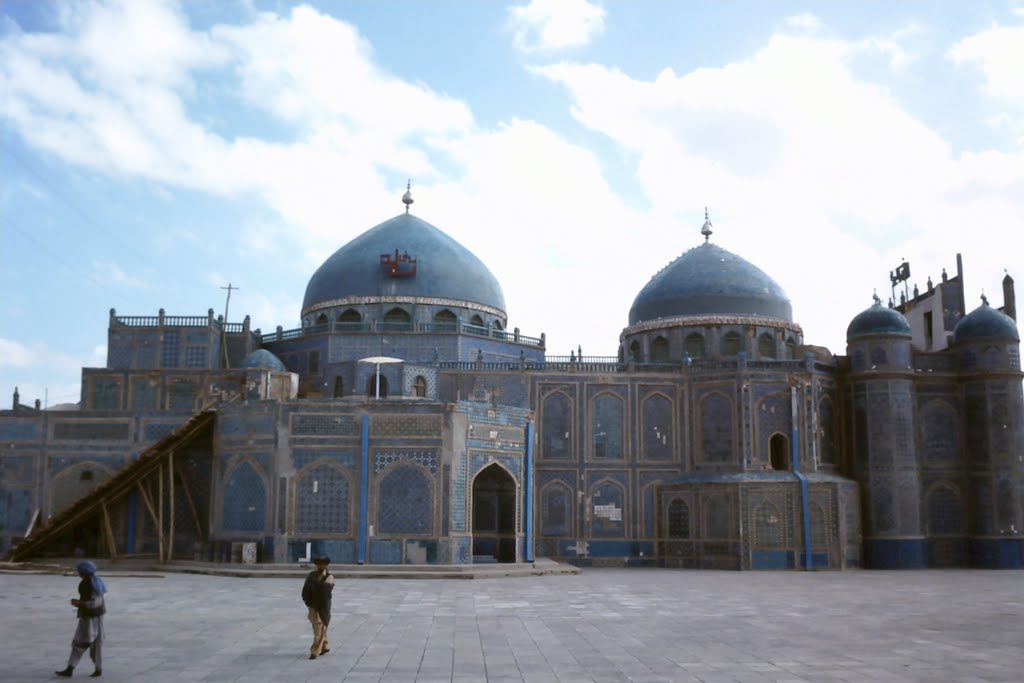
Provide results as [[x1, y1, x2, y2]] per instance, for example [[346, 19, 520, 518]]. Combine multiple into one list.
[[524, 421, 535, 562], [865, 539, 927, 568], [970, 539, 1024, 568], [791, 387, 813, 571], [358, 414, 369, 564]]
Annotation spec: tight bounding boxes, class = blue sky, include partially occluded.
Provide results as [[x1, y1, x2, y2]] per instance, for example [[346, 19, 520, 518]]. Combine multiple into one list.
[[2, 0, 1022, 407]]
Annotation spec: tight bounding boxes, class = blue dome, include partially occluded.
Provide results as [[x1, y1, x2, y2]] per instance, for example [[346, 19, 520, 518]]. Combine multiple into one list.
[[628, 242, 792, 325], [847, 302, 912, 340], [303, 213, 505, 315], [240, 349, 286, 371], [953, 301, 1019, 343]]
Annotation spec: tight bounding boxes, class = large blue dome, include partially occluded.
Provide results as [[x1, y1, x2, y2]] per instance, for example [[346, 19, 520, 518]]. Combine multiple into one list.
[[302, 213, 506, 316], [953, 300, 1019, 343], [847, 302, 912, 340], [628, 242, 792, 325]]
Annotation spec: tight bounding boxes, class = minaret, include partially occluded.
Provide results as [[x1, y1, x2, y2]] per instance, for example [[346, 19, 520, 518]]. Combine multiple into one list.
[[1003, 271, 1016, 321]]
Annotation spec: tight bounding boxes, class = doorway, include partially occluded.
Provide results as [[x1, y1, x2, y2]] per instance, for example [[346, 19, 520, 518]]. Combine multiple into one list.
[[471, 464, 517, 563]]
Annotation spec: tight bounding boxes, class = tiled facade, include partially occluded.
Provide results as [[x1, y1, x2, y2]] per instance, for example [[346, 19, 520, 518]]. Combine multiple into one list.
[[2, 207, 1022, 569]]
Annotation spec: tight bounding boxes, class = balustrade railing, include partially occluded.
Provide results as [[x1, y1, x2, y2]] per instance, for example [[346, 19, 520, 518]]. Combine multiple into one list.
[[260, 320, 545, 347]]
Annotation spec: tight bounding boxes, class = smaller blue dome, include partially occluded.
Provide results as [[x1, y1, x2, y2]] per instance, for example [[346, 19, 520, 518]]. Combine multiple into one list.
[[847, 302, 911, 340], [240, 349, 286, 371], [953, 301, 1019, 343]]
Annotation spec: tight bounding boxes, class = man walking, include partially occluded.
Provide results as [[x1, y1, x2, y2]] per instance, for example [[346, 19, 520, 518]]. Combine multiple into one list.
[[301, 555, 334, 659]]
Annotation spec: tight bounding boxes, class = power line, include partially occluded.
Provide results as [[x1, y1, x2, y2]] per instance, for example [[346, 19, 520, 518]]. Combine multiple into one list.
[[0, 216, 109, 291], [0, 140, 162, 273]]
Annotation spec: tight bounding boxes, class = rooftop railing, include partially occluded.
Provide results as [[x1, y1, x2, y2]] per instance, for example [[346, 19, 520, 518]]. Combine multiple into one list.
[[261, 320, 546, 348]]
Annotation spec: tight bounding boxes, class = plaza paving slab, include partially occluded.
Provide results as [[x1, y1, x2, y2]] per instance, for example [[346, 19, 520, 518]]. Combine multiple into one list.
[[1, 568, 1022, 682]]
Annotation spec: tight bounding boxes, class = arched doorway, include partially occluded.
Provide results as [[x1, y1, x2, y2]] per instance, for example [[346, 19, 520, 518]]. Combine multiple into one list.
[[471, 464, 517, 563], [770, 433, 789, 470]]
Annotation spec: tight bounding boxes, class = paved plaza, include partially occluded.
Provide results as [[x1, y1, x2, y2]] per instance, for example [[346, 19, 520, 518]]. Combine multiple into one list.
[[2, 567, 1022, 682]]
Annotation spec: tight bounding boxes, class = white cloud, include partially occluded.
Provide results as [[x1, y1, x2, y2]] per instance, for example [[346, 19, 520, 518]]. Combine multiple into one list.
[[533, 31, 1023, 352], [950, 23, 1024, 109], [0, 338, 38, 367], [508, 0, 605, 52], [785, 13, 821, 32]]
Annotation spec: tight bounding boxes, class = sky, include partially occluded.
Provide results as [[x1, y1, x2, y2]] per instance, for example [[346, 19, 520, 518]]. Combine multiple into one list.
[[2, 0, 1023, 408]]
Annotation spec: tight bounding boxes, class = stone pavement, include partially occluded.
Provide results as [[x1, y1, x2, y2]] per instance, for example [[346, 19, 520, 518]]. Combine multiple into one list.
[[2, 568, 1022, 682]]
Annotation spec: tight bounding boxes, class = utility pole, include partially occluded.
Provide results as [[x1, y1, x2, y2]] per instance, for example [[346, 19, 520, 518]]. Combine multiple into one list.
[[220, 283, 239, 369]]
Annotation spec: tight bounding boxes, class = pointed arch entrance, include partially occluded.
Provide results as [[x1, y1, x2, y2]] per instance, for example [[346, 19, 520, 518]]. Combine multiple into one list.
[[471, 463, 517, 563]]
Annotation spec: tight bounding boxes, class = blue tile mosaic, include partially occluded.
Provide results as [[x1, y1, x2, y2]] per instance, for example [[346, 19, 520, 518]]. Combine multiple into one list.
[[377, 464, 432, 535], [370, 539, 403, 564], [295, 463, 351, 534], [222, 461, 266, 533]]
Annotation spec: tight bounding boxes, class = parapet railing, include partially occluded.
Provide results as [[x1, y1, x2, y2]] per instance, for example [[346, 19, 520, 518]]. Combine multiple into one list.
[[437, 356, 837, 375], [260, 321, 545, 347]]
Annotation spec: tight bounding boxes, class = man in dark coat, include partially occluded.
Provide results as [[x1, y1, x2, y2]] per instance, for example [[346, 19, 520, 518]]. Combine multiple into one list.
[[301, 555, 334, 659]]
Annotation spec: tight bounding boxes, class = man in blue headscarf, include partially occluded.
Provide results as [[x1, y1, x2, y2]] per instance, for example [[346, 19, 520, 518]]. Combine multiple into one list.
[[56, 560, 107, 678]]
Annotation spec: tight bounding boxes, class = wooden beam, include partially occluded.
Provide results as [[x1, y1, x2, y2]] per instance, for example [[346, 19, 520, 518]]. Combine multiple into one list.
[[175, 467, 203, 542], [137, 483, 158, 527], [157, 463, 165, 563], [100, 501, 118, 562], [168, 451, 175, 562]]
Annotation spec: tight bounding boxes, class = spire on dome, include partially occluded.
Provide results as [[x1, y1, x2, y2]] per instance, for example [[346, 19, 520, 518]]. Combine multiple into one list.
[[701, 207, 713, 243], [402, 180, 414, 214]]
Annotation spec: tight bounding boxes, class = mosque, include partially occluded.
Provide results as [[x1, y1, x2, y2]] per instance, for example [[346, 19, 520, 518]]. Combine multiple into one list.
[[2, 188, 1022, 569]]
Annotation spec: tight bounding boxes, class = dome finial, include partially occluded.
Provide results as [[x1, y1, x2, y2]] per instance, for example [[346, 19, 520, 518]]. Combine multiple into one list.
[[981, 291, 988, 306], [402, 179, 414, 214], [701, 207, 713, 242], [872, 289, 881, 305]]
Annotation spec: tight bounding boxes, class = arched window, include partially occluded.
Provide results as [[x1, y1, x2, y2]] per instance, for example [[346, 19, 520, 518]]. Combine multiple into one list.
[[592, 394, 624, 459], [470, 314, 484, 327], [651, 336, 669, 362], [541, 483, 572, 536], [413, 375, 427, 398], [541, 392, 572, 459], [758, 333, 775, 359], [222, 461, 266, 533], [591, 480, 625, 537], [339, 309, 361, 322], [493, 320, 503, 331], [642, 393, 673, 460], [770, 433, 789, 470], [685, 333, 705, 359], [870, 346, 887, 367], [785, 337, 796, 359], [667, 498, 690, 539], [433, 309, 457, 331], [629, 341, 642, 362], [315, 313, 328, 325], [983, 346, 1003, 369], [722, 331, 742, 356], [332, 376, 344, 398], [384, 307, 410, 323]]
